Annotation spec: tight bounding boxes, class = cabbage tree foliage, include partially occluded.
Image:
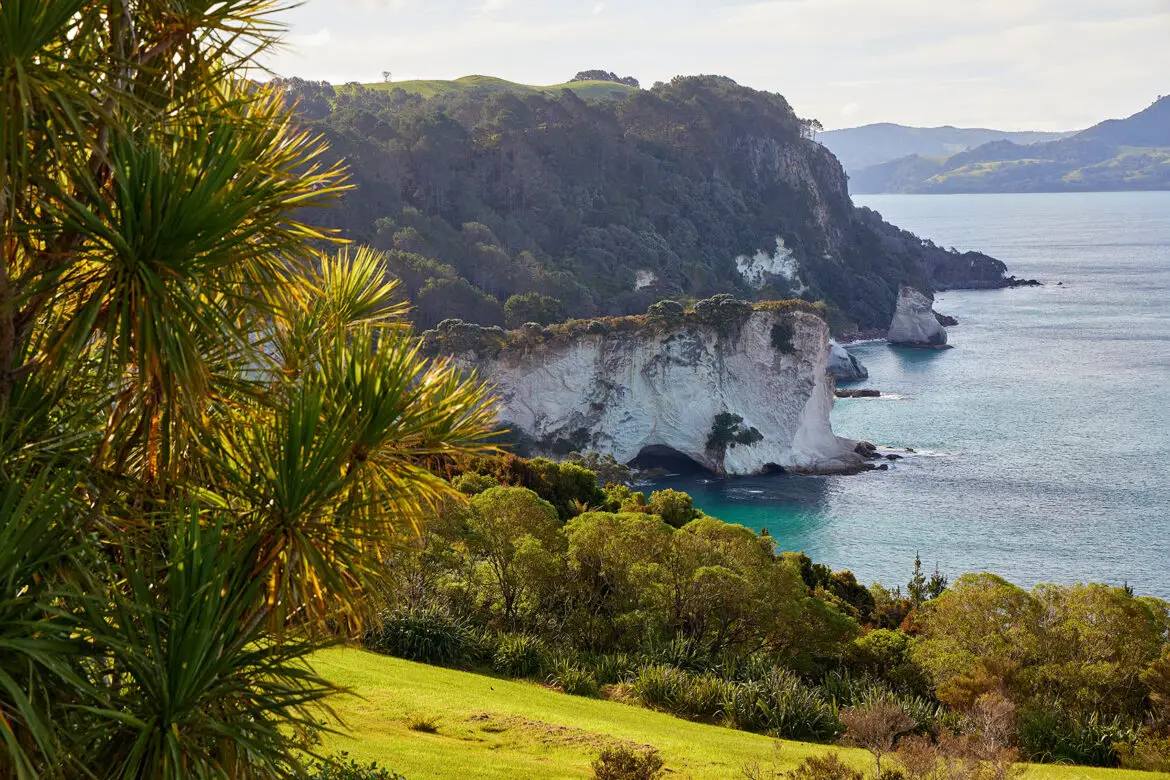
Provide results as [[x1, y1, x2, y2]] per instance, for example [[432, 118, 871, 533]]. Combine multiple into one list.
[[0, 2, 498, 777]]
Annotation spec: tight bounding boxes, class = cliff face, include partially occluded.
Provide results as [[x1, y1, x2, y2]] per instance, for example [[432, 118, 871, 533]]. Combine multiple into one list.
[[440, 310, 862, 476]]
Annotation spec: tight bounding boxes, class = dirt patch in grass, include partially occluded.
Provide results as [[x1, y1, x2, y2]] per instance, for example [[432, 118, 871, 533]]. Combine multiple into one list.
[[466, 712, 656, 752]]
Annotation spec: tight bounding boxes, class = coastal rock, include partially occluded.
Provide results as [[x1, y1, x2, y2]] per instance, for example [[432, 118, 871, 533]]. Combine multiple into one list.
[[888, 286, 948, 347], [836, 389, 881, 398], [827, 340, 869, 382], [934, 311, 958, 327], [441, 310, 862, 476]]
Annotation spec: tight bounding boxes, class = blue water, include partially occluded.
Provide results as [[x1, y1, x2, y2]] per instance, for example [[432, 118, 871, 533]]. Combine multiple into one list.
[[646, 192, 1170, 599]]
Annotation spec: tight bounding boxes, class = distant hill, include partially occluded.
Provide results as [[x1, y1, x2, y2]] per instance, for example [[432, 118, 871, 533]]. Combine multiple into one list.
[[351, 74, 639, 102], [847, 96, 1170, 194], [820, 123, 1074, 173]]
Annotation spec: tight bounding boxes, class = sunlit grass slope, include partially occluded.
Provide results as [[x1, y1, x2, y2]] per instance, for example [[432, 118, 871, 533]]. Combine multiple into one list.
[[355, 74, 638, 101], [313, 649, 1161, 780]]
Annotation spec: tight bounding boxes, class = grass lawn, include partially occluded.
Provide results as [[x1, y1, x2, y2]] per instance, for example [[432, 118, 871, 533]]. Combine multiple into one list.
[[313, 648, 1164, 780], [350, 75, 637, 101]]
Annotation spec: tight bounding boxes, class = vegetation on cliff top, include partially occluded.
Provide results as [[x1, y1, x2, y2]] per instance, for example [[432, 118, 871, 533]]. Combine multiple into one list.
[[419, 295, 825, 359]]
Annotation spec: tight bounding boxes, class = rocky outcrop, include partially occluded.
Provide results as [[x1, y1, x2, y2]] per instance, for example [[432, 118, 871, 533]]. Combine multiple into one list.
[[827, 340, 868, 382], [434, 308, 862, 476], [888, 286, 948, 347]]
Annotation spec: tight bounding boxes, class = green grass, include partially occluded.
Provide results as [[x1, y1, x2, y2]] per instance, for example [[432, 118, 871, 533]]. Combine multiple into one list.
[[312, 648, 1163, 779], [352, 74, 638, 101]]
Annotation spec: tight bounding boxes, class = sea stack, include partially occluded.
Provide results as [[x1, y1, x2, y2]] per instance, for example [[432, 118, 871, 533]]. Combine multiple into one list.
[[827, 340, 869, 382], [887, 286, 948, 347]]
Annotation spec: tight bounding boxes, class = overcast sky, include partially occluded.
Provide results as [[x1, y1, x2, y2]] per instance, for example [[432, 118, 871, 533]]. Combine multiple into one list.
[[262, 0, 1169, 131]]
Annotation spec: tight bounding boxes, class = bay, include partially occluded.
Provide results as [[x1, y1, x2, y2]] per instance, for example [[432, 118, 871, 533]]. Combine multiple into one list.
[[644, 192, 1170, 598]]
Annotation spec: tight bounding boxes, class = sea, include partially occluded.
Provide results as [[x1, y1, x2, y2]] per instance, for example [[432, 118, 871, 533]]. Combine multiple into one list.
[[644, 191, 1170, 599]]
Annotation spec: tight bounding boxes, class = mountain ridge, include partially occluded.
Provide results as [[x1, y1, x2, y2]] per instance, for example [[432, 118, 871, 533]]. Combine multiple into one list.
[[846, 95, 1170, 194]]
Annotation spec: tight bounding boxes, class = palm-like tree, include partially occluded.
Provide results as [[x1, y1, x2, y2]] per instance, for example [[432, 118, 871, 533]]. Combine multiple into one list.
[[0, 2, 498, 777]]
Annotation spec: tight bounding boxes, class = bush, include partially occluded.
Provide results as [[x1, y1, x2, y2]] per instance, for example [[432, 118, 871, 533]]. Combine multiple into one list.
[[724, 669, 842, 741], [306, 754, 406, 780], [452, 472, 498, 495], [647, 299, 685, 326], [647, 489, 695, 529], [586, 320, 609, 335], [591, 745, 665, 780], [631, 665, 690, 714], [492, 633, 547, 678], [1017, 706, 1137, 767], [782, 753, 864, 780], [363, 609, 475, 666], [692, 294, 754, 336], [770, 319, 795, 353], [405, 714, 440, 733], [548, 658, 601, 697]]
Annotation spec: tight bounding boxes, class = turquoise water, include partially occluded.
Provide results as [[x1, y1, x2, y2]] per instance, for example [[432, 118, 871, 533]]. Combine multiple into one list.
[[645, 192, 1170, 598]]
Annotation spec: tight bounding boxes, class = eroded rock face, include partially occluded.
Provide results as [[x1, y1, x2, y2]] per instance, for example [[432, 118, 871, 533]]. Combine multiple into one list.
[[888, 286, 948, 347], [450, 311, 862, 476], [827, 340, 869, 382]]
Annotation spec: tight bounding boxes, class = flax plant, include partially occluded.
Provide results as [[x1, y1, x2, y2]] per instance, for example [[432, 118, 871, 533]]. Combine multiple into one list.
[[0, 2, 499, 777]]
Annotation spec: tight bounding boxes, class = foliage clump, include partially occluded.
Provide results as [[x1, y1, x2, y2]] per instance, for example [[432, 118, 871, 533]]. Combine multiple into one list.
[[707, 412, 764, 458], [771, 318, 796, 353], [693, 294, 755, 337], [420, 318, 508, 357], [647, 299, 686, 326], [591, 745, 665, 780]]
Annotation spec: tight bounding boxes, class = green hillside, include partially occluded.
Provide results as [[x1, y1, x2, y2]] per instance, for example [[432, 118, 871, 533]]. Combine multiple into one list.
[[352, 74, 638, 101], [313, 649, 1160, 780]]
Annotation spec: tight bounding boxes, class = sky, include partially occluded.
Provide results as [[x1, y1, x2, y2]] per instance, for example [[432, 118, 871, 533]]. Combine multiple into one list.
[[262, 0, 1170, 131]]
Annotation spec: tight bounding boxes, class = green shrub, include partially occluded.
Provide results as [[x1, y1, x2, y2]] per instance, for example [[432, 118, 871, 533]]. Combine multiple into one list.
[[647, 299, 685, 326], [770, 319, 795, 353], [724, 669, 842, 741], [631, 665, 691, 713], [591, 745, 665, 780], [586, 320, 609, 335], [452, 472, 498, 495], [1017, 706, 1138, 767], [584, 653, 641, 685], [363, 609, 475, 666], [782, 753, 864, 780], [647, 489, 695, 529], [692, 294, 754, 336], [492, 633, 547, 678], [548, 657, 601, 697], [706, 412, 763, 456], [306, 754, 406, 780]]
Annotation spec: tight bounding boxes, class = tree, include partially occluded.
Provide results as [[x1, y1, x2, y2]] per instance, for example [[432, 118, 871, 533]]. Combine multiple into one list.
[[504, 292, 567, 327], [383, 70, 393, 82], [0, 3, 499, 776], [840, 697, 915, 776], [647, 488, 696, 528], [908, 552, 929, 606], [465, 487, 563, 624]]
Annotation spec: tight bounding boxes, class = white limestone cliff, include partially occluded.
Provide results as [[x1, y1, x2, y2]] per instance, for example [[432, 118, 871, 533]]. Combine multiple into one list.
[[887, 285, 948, 347], [443, 310, 862, 476], [827, 340, 869, 382]]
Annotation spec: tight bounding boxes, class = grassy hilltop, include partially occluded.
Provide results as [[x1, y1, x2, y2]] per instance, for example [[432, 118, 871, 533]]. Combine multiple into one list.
[[351, 74, 639, 101], [315, 649, 1160, 780]]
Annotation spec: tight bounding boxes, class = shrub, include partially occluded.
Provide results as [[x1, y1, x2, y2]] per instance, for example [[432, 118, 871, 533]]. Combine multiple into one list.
[[782, 753, 865, 780], [840, 697, 916, 776], [647, 489, 695, 529], [591, 745, 665, 780], [724, 669, 842, 741], [706, 412, 763, 456], [405, 714, 440, 733], [492, 633, 547, 678], [452, 472, 498, 495], [1017, 706, 1137, 767], [770, 319, 795, 353], [647, 299, 685, 326], [586, 320, 609, 335], [548, 658, 601, 697], [585, 653, 641, 685], [306, 754, 406, 780], [363, 609, 475, 666], [1116, 731, 1170, 772], [631, 665, 690, 714], [692, 294, 754, 336]]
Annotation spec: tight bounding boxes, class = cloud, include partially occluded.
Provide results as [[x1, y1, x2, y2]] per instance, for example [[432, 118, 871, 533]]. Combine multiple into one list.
[[840, 102, 859, 118], [592, 2, 606, 15], [287, 28, 332, 48]]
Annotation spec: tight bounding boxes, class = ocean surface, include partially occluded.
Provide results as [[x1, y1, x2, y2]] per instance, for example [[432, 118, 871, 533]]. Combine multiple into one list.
[[645, 192, 1170, 599]]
